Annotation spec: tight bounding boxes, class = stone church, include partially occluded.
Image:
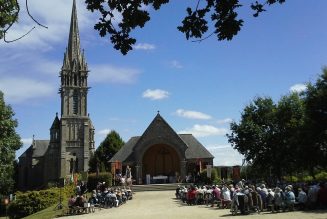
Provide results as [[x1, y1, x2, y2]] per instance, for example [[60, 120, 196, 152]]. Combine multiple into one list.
[[18, 0, 95, 190], [110, 113, 214, 184]]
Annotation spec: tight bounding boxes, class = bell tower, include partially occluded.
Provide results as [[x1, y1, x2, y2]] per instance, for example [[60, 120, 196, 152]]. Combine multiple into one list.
[[58, 0, 95, 178]]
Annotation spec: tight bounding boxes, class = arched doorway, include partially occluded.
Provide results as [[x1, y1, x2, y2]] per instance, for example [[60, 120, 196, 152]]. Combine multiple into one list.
[[142, 144, 180, 179]]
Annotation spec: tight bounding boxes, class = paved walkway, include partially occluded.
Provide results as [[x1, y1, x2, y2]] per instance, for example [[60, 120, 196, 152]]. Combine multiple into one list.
[[63, 191, 327, 219]]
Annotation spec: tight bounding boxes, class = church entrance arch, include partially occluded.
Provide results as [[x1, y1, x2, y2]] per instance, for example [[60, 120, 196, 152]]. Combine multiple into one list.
[[142, 144, 180, 180]]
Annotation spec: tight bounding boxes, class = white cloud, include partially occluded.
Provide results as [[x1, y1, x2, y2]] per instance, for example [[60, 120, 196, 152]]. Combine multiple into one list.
[[171, 60, 183, 69], [21, 138, 33, 146], [207, 144, 243, 166], [133, 43, 156, 50], [35, 60, 61, 75], [97, 129, 111, 136], [179, 124, 227, 137], [175, 109, 212, 120], [0, 77, 55, 103], [217, 118, 233, 125], [290, 83, 307, 93], [3, 0, 94, 50], [142, 89, 170, 100], [90, 65, 141, 84], [206, 144, 231, 150]]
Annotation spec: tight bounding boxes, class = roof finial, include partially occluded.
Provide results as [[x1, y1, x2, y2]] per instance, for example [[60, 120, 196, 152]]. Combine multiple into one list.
[[56, 112, 58, 117], [157, 110, 160, 114]]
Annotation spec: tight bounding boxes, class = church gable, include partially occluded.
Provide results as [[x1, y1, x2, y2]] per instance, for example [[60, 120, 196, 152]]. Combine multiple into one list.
[[132, 113, 188, 159]]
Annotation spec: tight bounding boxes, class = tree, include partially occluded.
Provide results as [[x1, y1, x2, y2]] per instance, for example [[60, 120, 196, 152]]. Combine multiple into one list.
[[89, 130, 124, 172], [0, 91, 22, 195], [0, 0, 19, 39], [227, 93, 306, 180], [85, 0, 285, 55], [227, 97, 278, 178], [303, 68, 327, 170], [274, 93, 306, 176]]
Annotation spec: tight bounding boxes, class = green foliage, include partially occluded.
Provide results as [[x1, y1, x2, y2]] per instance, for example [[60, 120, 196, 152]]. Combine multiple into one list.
[[315, 171, 327, 181], [87, 172, 112, 191], [199, 169, 211, 184], [0, 91, 22, 195], [89, 130, 124, 172], [211, 167, 220, 184], [85, 0, 285, 55], [7, 185, 74, 219], [303, 68, 327, 168], [283, 175, 299, 183], [302, 175, 314, 182], [0, 0, 19, 39], [227, 93, 306, 179], [228, 68, 327, 180]]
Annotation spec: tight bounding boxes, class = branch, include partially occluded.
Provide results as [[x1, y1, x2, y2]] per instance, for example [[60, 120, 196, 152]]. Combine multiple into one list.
[[25, 0, 48, 29], [191, 31, 215, 43], [3, 0, 48, 43], [195, 0, 201, 11], [4, 26, 35, 43]]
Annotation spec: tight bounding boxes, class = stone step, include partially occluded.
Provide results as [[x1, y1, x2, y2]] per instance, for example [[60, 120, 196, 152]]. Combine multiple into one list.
[[131, 183, 192, 192]]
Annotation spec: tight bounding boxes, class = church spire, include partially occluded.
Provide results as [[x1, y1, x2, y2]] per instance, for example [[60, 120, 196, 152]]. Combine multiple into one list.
[[60, 0, 89, 117], [67, 0, 81, 62]]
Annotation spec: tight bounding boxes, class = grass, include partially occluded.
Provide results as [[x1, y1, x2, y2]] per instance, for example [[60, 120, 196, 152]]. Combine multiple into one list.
[[23, 199, 68, 219], [23, 192, 92, 219]]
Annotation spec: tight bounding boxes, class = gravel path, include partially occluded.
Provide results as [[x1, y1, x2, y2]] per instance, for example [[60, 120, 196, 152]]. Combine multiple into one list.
[[62, 191, 327, 219]]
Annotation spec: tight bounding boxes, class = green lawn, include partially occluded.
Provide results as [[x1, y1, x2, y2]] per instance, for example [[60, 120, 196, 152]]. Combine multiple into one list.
[[23, 200, 68, 219]]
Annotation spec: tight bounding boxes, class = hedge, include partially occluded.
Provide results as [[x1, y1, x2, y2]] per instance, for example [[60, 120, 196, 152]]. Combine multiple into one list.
[[7, 185, 74, 219], [87, 172, 112, 191]]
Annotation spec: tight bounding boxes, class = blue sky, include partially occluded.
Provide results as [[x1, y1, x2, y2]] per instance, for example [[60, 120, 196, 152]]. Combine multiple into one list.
[[1, 0, 327, 166]]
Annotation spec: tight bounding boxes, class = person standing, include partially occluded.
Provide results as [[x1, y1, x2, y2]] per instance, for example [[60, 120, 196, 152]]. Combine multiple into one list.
[[125, 165, 132, 186]]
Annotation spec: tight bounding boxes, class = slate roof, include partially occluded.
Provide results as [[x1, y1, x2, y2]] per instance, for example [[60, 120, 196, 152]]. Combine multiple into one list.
[[19, 140, 50, 159], [179, 134, 214, 159], [110, 134, 214, 162], [109, 137, 140, 163]]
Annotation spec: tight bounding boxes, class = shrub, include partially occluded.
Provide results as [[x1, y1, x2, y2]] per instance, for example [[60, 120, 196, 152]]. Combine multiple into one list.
[[87, 172, 112, 191], [302, 175, 314, 182], [283, 175, 299, 182], [7, 185, 75, 219], [315, 171, 327, 181], [7, 191, 58, 219], [211, 167, 220, 184]]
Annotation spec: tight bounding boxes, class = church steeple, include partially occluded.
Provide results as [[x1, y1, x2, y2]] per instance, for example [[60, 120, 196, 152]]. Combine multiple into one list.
[[67, 0, 81, 63], [60, 0, 89, 117]]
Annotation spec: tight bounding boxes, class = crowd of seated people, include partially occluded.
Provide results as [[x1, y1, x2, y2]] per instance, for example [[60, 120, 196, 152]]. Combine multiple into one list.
[[175, 180, 327, 215], [67, 181, 133, 214]]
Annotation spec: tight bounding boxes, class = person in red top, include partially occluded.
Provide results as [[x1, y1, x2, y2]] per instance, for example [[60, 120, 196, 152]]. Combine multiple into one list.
[[212, 186, 221, 207], [187, 186, 197, 205]]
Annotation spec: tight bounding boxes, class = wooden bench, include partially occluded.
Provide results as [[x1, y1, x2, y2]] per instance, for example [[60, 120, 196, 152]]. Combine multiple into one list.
[[63, 205, 95, 215]]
